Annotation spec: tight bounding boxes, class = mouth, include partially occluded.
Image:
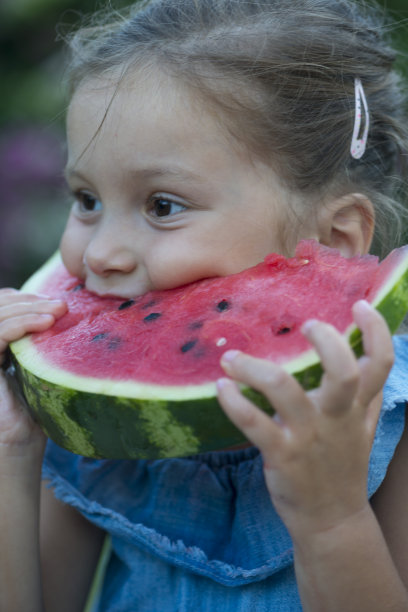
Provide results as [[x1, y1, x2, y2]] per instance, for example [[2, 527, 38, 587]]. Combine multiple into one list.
[[84, 281, 148, 300]]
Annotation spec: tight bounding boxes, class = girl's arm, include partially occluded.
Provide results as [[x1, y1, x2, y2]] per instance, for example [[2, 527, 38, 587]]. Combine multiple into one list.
[[371, 415, 408, 593], [217, 300, 408, 611], [40, 483, 105, 612], [0, 289, 103, 611], [0, 371, 45, 611]]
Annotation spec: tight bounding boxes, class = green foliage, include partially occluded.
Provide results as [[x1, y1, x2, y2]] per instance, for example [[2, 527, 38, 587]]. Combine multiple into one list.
[[0, 1, 131, 126]]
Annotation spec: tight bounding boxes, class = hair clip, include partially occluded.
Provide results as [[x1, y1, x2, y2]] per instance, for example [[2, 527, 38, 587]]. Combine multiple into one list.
[[351, 78, 370, 160]]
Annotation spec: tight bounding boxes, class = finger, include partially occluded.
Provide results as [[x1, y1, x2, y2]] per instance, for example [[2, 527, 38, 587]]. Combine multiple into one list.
[[365, 391, 384, 442], [220, 350, 312, 425], [0, 289, 52, 304], [302, 320, 359, 413], [0, 300, 66, 324], [352, 300, 394, 406], [0, 314, 56, 364], [216, 377, 282, 454], [0, 288, 19, 297]]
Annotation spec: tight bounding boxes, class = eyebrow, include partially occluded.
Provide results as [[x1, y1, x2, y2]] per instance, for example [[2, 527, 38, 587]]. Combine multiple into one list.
[[64, 165, 207, 185]]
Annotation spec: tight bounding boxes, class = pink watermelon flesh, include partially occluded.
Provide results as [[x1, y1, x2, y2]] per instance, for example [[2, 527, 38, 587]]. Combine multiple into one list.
[[30, 241, 398, 385]]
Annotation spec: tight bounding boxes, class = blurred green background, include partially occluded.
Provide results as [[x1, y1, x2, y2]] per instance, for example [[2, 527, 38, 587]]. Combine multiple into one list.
[[1, 0, 407, 287]]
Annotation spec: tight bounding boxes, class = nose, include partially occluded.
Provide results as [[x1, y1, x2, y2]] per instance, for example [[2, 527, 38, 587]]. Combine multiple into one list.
[[83, 221, 137, 277]]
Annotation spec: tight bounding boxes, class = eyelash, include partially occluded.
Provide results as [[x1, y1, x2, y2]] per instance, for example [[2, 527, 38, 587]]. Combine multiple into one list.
[[70, 191, 188, 219], [147, 196, 187, 218], [72, 191, 102, 215]]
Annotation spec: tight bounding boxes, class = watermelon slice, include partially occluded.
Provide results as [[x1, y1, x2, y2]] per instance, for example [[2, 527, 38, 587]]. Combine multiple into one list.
[[9, 240, 408, 459]]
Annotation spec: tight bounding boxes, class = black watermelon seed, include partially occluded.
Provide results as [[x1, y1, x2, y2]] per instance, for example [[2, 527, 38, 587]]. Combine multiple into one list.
[[72, 283, 84, 292], [276, 327, 292, 335], [91, 333, 108, 342], [118, 300, 135, 310], [181, 339, 197, 353], [216, 300, 230, 312], [142, 300, 157, 310], [144, 312, 162, 322], [108, 337, 122, 350], [190, 321, 204, 330]]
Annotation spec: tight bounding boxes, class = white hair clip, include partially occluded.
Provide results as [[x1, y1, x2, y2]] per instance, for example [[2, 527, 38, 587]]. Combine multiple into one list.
[[351, 78, 370, 160]]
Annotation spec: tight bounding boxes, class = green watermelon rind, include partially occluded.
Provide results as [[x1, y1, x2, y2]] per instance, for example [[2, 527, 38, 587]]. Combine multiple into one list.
[[10, 248, 408, 459]]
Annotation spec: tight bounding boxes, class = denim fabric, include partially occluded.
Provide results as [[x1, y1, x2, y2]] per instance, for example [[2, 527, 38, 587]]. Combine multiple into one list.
[[42, 335, 408, 612]]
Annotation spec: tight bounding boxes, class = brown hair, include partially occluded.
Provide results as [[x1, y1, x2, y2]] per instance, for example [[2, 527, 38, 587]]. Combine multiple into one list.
[[64, 0, 408, 254]]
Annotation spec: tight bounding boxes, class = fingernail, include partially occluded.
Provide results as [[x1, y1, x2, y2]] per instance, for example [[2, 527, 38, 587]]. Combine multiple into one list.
[[354, 299, 372, 311], [301, 319, 318, 335], [221, 350, 241, 363], [216, 377, 232, 391]]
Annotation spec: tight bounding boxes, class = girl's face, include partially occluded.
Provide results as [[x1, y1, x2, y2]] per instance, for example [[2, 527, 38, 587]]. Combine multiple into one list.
[[61, 70, 310, 298]]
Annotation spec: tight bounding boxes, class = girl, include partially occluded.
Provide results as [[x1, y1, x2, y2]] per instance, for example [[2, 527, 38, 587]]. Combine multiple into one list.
[[1, 0, 408, 610]]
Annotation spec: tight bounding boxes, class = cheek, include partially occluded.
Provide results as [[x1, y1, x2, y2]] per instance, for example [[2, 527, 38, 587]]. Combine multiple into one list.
[[145, 243, 222, 290], [59, 218, 88, 278], [146, 238, 256, 291]]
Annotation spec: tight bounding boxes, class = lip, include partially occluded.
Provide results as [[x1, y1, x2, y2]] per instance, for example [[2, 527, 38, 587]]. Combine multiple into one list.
[[84, 281, 148, 300]]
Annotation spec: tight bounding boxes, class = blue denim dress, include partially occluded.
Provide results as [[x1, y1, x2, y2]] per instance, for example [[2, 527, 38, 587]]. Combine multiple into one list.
[[42, 335, 408, 612]]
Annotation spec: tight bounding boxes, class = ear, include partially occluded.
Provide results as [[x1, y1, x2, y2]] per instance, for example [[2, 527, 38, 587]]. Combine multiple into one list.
[[316, 193, 375, 257]]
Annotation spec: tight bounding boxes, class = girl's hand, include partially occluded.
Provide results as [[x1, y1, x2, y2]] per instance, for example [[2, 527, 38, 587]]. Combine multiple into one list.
[[0, 289, 67, 454], [217, 300, 393, 541]]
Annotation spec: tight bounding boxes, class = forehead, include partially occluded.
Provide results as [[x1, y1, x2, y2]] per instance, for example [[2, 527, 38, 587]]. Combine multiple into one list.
[[69, 67, 185, 120], [66, 68, 228, 160]]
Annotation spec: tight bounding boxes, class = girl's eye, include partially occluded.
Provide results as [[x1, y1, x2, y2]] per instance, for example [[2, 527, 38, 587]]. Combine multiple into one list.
[[74, 191, 102, 215], [149, 197, 187, 218]]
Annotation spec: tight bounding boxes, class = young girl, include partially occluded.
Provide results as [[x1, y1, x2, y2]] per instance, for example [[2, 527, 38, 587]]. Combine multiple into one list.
[[1, 0, 408, 610]]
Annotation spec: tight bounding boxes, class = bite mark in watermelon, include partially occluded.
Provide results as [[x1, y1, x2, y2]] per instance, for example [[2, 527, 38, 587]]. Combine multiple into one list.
[[10, 240, 408, 459]]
